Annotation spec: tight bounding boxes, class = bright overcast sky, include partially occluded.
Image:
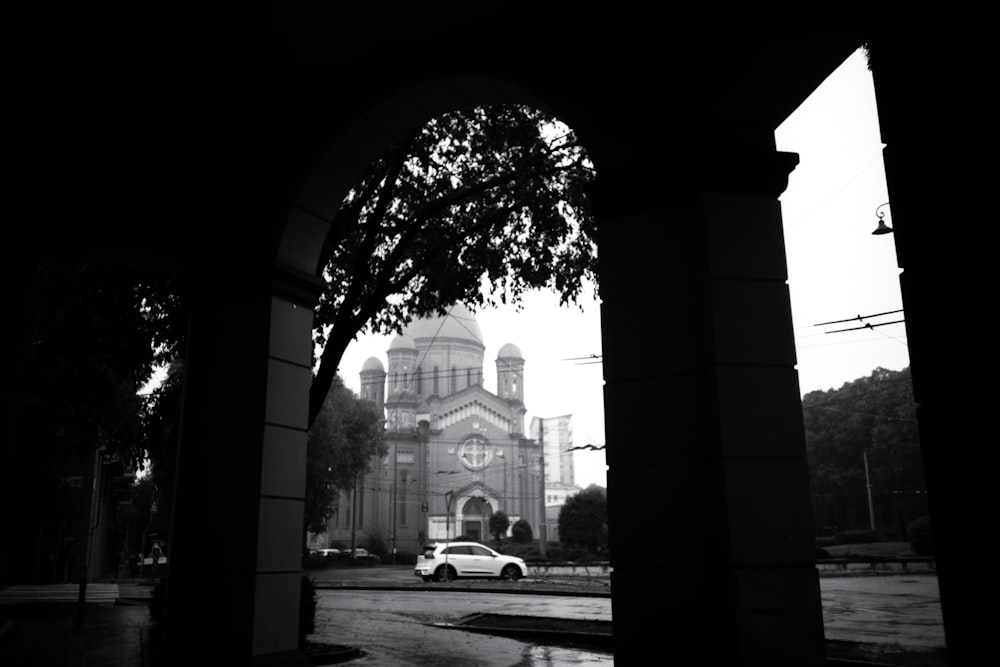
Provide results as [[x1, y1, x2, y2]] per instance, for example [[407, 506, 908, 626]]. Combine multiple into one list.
[[338, 47, 909, 491]]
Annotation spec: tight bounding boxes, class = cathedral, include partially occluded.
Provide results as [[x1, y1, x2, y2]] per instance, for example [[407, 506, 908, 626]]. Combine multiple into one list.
[[324, 303, 549, 557]]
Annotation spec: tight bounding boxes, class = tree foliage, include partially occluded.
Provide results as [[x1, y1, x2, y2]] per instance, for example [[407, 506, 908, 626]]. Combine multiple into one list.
[[304, 375, 386, 540], [558, 484, 609, 558], [4, 262, 183, 580], [310, 104, 597, 424], [511, 519, 534, 544], [802, 367, 926, 534], [488, 510, 511, 543]]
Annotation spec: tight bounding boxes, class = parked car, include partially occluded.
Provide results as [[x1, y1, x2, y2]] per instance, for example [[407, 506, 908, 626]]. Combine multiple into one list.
[[414, 541, 528, 582], [314, 548, 341, 560], [342, 547, 381, 564]]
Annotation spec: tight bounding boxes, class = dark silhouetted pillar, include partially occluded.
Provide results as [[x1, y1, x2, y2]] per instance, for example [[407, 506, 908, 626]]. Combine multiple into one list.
[[594, 137, 825, 665]]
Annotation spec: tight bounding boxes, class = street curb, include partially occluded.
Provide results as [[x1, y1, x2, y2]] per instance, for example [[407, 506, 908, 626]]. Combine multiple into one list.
[[310, 582, 612, 598], [432, 613, 613, 649]]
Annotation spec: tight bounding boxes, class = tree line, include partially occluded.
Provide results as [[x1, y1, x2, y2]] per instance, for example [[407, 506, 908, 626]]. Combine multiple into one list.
[[801, 366, 928, 539]]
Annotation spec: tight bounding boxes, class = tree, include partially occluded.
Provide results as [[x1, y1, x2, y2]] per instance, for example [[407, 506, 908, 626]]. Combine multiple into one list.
[[310, 104, 597, 425], [801, 367, 925, 536], [304, 375, 386, 547], [4, 262, 175, 581], [511, 519, 534, 544], [558, 485, 609, 558], [488, 511, 511, 544]]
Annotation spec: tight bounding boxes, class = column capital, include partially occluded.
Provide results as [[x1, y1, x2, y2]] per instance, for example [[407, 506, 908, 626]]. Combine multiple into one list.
[[587, 143, 799, 219]]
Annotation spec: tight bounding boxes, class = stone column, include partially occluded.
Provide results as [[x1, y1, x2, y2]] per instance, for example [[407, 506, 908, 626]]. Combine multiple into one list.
[[866, 29, 980, 665], [163, 262, 321, 665], [594, 140, 826, 665]]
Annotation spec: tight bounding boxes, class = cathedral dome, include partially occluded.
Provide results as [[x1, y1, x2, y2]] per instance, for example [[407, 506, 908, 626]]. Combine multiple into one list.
[[388, 333, 417, 351], [361, 356, 385, 372], [403, 303, 484, 347], [497, 343, 523, 359]]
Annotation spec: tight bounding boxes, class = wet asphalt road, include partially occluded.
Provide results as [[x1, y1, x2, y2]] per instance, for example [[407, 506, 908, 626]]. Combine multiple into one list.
[[307, 565, 946, 664], [313, 588, 612, 666]]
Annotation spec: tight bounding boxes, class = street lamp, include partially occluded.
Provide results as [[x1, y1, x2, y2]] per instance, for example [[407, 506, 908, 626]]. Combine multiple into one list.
[[872, 202, 893, 235]]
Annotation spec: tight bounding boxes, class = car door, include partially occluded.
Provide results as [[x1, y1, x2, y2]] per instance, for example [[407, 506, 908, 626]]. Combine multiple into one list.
[[443, 545, 473, 575], [469, 545, 500, 575]]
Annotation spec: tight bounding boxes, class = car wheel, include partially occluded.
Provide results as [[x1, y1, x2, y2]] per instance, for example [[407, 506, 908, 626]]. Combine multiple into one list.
[[501, 565, 522, 581], [435, 565, 457, 582]]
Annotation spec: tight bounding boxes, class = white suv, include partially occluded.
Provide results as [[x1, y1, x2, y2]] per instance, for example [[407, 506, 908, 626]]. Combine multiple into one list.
[[415, 541, 528, 582]]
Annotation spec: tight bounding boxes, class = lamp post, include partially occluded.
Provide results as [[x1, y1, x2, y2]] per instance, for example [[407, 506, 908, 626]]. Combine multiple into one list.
[[872, 202, 893, 235], [417, 417, 430, 545]]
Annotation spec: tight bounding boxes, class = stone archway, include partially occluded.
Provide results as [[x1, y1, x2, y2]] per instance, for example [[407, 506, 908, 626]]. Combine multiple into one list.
[[272, 74, 824, 666], [164, 46, 839, 667]]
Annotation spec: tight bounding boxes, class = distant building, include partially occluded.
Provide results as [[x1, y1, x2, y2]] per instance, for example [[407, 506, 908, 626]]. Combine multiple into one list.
[[322, 304, 546, 555], [530, 414, 582, 543], [529, 414, 576, 488]]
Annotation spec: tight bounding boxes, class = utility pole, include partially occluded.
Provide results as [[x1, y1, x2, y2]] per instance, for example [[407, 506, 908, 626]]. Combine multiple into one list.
[[350, 473, 358, 554], [391, 440, 397, 564], [863, 449, 876, 530], [538, 419, 547, 558]]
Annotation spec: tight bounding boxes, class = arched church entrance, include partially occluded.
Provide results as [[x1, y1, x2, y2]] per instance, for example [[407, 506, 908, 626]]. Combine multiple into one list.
[[459, 497, 493, 543]]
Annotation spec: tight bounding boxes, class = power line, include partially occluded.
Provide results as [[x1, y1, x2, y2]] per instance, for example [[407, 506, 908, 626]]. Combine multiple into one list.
[[814, 309, 904, 326], [823, 318, 905, 334], [781, 150, 886, 229]]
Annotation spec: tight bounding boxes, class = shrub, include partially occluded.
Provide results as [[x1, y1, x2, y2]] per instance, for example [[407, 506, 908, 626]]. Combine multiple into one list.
[[831, 529, 887, 545], [558, 543, 600, 562], [497, 540, 541, 561], [299, 575, 316, 646], [907, 515, 933, 556], [393, 550, 417, 565], [815, 535, 836, 548], [558, 485, 609, 557], [302, 553, 329, 569], [364, 534, 388, 560], [511, 519, 533, 544], [489, 511, 511, 543]]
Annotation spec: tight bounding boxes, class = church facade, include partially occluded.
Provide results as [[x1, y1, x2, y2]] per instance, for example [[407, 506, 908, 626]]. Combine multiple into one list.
[[324, 304, 545, 557]]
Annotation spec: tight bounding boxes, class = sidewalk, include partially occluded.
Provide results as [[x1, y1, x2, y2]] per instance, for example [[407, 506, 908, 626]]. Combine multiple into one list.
[[0, 578, 155, 667], [1, 572, 945, 666]]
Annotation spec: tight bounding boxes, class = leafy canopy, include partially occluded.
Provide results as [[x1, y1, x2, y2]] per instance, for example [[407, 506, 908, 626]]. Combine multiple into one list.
[[801, 367, 925, 533], [558, 484, 609, 557], [488, 510, 511, 543], [304, 375, 386, 537], [311, 104, 597, 424]]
